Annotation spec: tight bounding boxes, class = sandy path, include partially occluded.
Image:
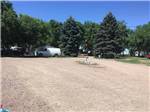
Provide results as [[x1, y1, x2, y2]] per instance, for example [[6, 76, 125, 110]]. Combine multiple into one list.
[[1, 57, 150, 112]]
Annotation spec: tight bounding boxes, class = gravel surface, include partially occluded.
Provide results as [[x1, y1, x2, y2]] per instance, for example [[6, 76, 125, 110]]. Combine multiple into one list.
[[1, 57, 150, 112]]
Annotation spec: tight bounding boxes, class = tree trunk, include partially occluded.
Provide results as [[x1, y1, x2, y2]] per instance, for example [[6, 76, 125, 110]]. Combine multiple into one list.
[[138, 51, 141, 57]]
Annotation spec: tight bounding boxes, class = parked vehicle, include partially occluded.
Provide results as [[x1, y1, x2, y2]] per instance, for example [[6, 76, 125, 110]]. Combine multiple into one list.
[[35, 46, 61, 57], [1, 46, 25, 56], [145, 54, 150, 59], [11, 47, 25, 56]]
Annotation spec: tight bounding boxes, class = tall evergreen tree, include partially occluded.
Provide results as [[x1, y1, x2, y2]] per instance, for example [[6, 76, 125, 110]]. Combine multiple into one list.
[[83, 21, 99, 55], [94, 12, 123, 58], [59, 17, 82, 56]]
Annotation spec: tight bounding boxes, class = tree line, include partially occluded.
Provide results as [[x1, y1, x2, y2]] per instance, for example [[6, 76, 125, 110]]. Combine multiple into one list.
[[1, 1, 150, 58]]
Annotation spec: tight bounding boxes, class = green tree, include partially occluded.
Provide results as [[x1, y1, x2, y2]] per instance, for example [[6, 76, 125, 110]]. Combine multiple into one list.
[[118, 21, 128, 49], [47, 20, 62, 47], [18, 14, 46, 53], [83, 21, 99, 55], [1, 1, 19, 48], [59, 17, 83, 56], [128, 22, 150, 56], [94, 12, 123, 58], [142, 22, 150, 54], [36, 21, 51, 47]]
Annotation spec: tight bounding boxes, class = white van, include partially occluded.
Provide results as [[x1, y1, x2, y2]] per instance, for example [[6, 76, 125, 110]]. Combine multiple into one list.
[[35, 46, 61, 57]]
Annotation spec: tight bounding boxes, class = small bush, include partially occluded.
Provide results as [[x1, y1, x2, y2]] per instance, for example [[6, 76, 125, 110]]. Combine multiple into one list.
[[102, 52, 115, 58]]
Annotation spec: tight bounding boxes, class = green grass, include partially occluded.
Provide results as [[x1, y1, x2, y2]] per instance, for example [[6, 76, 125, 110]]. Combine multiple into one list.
[[116, 56, 150, 66]]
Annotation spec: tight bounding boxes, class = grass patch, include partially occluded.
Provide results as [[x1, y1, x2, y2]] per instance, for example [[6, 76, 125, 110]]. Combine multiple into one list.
[[116, 56, 150, 66]]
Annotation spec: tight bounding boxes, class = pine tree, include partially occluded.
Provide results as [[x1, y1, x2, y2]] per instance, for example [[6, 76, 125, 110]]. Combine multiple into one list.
[[60, 17, 82, 56], [83, 21, 99, 55], [94, 12, 123, 58]]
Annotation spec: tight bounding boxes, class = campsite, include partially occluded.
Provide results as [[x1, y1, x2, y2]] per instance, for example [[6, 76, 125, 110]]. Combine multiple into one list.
[[1, 1, 150, 112]]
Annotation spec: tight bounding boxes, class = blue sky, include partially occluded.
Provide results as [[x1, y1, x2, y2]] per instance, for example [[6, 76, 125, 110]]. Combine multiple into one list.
[[12, 1, 150, 29]]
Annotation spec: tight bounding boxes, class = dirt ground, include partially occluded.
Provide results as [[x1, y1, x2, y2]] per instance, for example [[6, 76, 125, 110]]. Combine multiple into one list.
[[1, 57, 150, 112]]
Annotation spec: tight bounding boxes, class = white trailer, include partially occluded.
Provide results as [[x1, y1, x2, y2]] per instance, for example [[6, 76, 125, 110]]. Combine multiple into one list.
[[35, 46, 61, 57]]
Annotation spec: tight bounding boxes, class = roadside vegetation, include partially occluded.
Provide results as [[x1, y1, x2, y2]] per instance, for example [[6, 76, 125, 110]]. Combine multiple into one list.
[[1, 1, 150, 58], [116, 56, 150, 66]]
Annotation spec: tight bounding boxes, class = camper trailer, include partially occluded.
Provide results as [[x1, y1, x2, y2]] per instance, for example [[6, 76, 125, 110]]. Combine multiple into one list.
[[35, 46, 61, 57]]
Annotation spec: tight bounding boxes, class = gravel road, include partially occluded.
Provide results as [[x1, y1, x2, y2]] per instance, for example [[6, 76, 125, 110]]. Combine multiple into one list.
[[1, 57, 149, 112]]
